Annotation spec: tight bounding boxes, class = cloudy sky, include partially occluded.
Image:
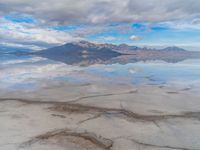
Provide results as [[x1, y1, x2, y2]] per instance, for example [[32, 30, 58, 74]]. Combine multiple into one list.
[[0, 0, 200, 51]]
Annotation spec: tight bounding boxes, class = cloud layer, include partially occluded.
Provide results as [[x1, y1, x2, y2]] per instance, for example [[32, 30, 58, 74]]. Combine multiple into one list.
[[0, 0, 200, 25]]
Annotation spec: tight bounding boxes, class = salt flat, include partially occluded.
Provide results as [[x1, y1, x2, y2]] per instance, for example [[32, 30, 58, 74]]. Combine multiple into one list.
[[0, 81, 200, 150]]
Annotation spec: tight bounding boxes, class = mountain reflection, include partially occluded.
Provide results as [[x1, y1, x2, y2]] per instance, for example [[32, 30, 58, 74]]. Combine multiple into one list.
[[34, 52, 200, 67]]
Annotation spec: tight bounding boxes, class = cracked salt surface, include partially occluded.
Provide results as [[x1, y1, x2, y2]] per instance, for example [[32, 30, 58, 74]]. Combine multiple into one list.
[[0, 83, 200, 150]]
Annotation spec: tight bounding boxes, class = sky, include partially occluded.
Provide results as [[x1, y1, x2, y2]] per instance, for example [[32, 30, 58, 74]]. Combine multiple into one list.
[[0, 0, 200, 51]]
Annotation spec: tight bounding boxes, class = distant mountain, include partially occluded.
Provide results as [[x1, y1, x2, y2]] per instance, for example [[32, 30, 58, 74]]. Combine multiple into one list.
[[58, 41, 187, 54], [161, 46, 186, 52], [33, 41, 121, 66], [31, 41, 200, 66]]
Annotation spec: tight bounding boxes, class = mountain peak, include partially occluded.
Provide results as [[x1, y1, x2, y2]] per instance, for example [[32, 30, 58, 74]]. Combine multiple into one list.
[[162, 46, 186, 51], [72, 40, 97, 47], [63, 41, 187, 53], [62, 41, 187, 52]]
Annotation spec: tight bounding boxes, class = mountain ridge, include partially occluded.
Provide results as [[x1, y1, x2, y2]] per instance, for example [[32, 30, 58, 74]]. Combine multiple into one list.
[[68, 40, 187, 53], [27, 40, 200, 66]]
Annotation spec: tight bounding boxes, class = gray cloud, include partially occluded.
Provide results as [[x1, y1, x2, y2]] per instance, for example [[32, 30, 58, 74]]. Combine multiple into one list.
[[0, 0, 200, 25]]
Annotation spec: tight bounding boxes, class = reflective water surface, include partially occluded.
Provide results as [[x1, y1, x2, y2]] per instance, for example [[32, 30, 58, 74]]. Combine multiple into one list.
[[1, 53, 200, 91]]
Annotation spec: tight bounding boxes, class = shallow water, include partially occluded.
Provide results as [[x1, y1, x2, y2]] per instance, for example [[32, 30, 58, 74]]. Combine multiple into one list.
[[0, 54, 200, 91]]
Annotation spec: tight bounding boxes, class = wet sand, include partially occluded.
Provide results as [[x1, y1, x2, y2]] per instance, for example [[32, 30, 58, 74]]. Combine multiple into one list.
[[0, 81, 200, 150]]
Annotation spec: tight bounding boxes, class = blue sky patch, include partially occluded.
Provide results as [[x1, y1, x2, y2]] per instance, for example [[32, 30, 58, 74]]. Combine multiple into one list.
[[5, 15, 35, 24], [52, 25, 81, 31], [151, 25, 169, 31]]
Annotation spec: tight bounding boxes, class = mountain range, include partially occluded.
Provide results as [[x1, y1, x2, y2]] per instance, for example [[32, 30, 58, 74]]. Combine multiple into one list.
[[8, 40, 200, 66], [35, 40, 189, 55]]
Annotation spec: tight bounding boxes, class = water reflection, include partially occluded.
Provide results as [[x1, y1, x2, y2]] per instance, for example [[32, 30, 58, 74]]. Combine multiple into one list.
[[33, 48, 200, 66], [1, 53, 200, 91]]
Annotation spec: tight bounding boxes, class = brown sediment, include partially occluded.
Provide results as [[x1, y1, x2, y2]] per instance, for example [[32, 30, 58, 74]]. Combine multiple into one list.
[[130, 138, 198, 150], [0, 98, 200, 122], [51, 103, 200, 122], [0, 89, 137, 104], [18, 129, 113, 150], [181, 87, 191, 91], [66, 90, 138, 103], [51, 114, 66, 118], [166, 91, 179, 94]]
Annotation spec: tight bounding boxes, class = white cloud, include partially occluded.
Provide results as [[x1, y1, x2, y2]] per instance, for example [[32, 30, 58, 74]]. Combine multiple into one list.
[[158, 19, 200, 30], [0, 18, 82, 50], [129, 35, 143, 41]]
